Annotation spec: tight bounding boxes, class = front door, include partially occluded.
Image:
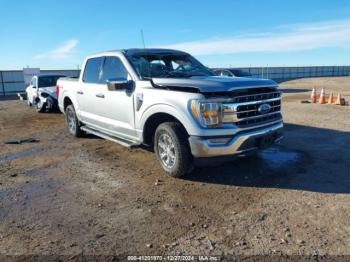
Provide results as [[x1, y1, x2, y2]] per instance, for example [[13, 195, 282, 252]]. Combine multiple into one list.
[[96, 56, 136, 140]]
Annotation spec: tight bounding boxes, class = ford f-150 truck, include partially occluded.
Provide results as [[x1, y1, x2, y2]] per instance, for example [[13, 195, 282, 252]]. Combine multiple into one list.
[[57, 49, 283, 177]]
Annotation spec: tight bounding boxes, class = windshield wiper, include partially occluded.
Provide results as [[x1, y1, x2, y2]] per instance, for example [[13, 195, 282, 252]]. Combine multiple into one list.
[[144, 67, 210, 79], [185, 72, 209, 77], [161, 71, 191, 78]]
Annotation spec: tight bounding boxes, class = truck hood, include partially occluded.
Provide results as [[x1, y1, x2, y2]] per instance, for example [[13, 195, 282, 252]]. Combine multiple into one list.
[[152, 76, 278, 93], [38, 86, 57, 99]]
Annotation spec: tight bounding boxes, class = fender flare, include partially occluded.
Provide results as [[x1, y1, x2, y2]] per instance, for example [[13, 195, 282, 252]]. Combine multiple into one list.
[[61, 90, 79, 114], [138, 103, 198, 136]]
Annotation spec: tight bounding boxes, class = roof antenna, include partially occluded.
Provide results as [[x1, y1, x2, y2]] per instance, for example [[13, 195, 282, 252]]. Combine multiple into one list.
[[140, 29, 146, 49]]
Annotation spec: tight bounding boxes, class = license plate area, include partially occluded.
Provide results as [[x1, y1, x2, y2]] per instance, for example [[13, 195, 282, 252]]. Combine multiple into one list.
[[258, 133, 276, 149]]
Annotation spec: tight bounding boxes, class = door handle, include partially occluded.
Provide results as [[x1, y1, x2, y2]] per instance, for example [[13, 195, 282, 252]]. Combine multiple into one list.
[[77, 91, 84, 95], [95, 93, 105, 98]]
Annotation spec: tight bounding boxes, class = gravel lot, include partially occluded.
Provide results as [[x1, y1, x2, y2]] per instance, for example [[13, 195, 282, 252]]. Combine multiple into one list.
[[0, 77, 350, 260]]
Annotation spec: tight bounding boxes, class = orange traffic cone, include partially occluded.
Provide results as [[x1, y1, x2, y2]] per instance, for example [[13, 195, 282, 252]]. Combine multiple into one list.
[[328, 92, 334, 104], [319, 88, 326, 104], [311, 87, 317, 103]]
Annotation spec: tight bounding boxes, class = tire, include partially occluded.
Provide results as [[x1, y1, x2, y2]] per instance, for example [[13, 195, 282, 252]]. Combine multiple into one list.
[[154, 122, 193, 177], [36, 99, 46, 113], [65, 105, 84, 137]]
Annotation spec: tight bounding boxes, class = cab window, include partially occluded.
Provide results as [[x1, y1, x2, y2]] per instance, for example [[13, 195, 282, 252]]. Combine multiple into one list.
[[83, 57, 104, 83]]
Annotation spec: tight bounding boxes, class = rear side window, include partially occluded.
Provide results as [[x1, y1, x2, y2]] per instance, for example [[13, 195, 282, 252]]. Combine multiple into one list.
[[38, 76, 62, 88], [101, 56, 128, 82], [83, 57, 104, 83]]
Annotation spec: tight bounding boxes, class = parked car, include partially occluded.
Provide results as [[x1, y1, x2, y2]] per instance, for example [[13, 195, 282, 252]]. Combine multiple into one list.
[[57, 49, 283, 177], [26, 74, 65, 112], [214, 68, 253, 78]]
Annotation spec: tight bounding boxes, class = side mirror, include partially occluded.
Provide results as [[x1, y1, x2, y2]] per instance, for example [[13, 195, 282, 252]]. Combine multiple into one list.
[[107, 78, 132, 91]]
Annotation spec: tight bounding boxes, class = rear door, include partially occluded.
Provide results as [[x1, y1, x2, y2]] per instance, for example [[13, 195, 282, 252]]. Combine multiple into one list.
[[75, 56, 106, 127]]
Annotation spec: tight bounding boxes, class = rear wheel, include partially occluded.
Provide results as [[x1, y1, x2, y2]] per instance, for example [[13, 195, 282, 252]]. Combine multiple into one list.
[[65, 105, 84, 137], [154, 122, 193, 177]]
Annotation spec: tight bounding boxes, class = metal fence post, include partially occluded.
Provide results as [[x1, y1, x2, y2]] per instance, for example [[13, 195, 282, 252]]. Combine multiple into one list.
[[266, 65, 269, 79], [0, 71, 5, 96]]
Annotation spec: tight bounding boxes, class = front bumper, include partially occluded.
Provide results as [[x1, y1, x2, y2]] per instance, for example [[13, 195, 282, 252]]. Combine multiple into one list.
[[188, 122, 283, 158]]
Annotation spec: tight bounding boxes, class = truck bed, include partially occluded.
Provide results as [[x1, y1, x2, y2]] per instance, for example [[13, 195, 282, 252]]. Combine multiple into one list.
[[59, 77, 79, 82]]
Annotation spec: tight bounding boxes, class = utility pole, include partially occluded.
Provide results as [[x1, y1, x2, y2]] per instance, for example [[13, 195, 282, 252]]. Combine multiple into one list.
[[266, 64, 269, 79]]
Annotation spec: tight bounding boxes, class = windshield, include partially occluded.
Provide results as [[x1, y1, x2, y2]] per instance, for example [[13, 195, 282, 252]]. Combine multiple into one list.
[[126, 53, 214, 79], [38, 76, 63, 88]]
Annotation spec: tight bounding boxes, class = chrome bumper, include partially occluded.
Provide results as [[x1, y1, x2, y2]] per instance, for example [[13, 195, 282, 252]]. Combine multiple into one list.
[[189, 122, 283, 158]]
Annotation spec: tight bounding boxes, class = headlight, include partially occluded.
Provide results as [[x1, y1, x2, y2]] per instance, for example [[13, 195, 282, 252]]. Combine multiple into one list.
[[191, 100, 223, 128]]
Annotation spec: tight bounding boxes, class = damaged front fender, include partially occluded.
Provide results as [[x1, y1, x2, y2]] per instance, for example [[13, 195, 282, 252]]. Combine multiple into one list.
[[35, 93, 58, 111]]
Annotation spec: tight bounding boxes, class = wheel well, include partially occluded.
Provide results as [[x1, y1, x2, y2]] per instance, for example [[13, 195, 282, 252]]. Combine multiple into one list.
[[143, 113, 188, 146], [63, 97, 73, 111]]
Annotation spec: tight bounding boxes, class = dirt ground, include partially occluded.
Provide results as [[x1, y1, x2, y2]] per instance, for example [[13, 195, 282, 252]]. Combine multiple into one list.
[[1, 77, 350, 260]]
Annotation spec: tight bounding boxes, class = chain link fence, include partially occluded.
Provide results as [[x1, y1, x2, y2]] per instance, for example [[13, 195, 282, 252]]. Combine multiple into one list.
[[216, 65, 350, 83], [0, 70, 80, 96], [1, 66, 349, 96]]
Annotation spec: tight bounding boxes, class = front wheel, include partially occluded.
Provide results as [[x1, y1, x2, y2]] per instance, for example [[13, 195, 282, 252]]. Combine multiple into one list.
[[65, 105, 84, 137], [35, 99, 46, 113], [154, 122, 193, 177]]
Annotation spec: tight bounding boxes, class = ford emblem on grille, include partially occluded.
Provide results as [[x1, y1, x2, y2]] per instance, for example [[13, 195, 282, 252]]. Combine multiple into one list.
[[258, 103, 271, 114]]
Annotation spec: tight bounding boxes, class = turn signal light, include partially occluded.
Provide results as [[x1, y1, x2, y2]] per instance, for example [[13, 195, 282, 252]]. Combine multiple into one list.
[[191, 101, 223, 128]]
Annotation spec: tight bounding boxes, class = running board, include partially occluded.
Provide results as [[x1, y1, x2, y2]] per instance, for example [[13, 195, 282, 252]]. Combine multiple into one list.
[[80, 126, 141, 148]]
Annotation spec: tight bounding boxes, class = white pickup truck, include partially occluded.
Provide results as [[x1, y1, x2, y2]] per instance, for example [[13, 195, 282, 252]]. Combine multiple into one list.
[[57, 49, 283, 177]]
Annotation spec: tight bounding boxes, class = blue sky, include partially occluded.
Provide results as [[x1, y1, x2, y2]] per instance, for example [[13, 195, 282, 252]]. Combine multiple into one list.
[[1, 0, 350, 69]]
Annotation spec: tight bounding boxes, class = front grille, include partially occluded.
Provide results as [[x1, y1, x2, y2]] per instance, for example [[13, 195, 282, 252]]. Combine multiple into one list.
[[237, 100, 281, 118], [233, 91, 281, 103], [222, 90, 282, 128]]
